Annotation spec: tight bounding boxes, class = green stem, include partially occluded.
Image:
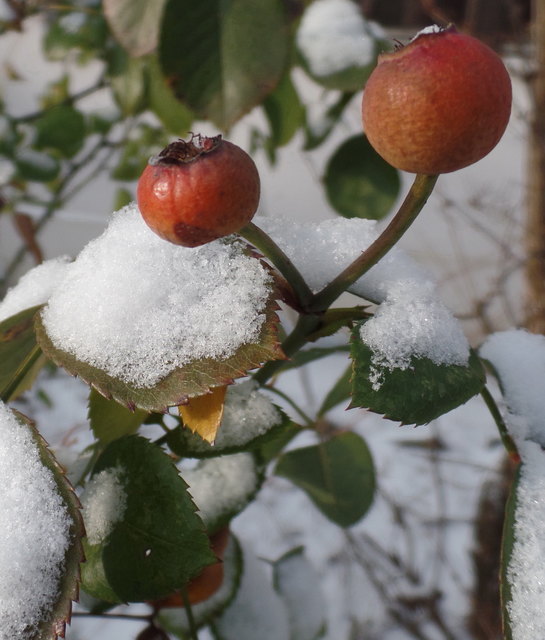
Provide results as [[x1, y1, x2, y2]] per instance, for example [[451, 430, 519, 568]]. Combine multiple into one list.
[[253, 314, 323, 385], [180, 586, 199, 640], [265, 385, 315, 426], [308, 173, 439, 312], [0, 343, 42, 403], [480, 385, 520, 462], [239, 222, 314, 309]]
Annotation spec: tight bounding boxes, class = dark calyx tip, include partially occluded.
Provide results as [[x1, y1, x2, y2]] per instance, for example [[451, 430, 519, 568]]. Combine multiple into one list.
[[151, 134, 223, 166]]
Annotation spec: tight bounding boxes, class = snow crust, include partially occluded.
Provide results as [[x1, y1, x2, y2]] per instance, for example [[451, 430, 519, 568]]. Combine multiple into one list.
[[41, 204, 273, 388], [412, 25, 443, 39], [296, 0, 380, 78], [480, 329, 545, 639], [256, 215, 469, 379], [0, 256, 70, 322], [81, 466, 127, 545], [0, 402, 71, 639], [180, 453, 258, 528]]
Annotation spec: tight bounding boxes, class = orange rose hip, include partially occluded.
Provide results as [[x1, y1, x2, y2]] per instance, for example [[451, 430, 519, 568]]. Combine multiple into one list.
[[137, 135, 260, 247], [361, 26, 512, 175]]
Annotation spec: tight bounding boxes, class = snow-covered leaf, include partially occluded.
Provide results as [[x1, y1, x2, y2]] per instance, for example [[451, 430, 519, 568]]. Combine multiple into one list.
[[0, 306, 45, 402], [180, 453, 263, 534], [275, 431, 375, 527], [324, 134, 400, 220], [35, 206, 285, 412], [351, 329, 486, 425], [87, 389, 148, 445], [179, 385, 227, 444], [158, 533, 243, 636], [80, 436, 215, 603], [168, 382, 292, 458], [0, 405, 84, 639], [273, 547, 327, 640], [159, 0, 289, 130]]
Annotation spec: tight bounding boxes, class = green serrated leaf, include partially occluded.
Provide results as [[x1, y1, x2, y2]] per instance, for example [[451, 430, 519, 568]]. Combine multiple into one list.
[[317, 364, 352, 417], [0, 306, 45, 402], [159, 0, 289, 130], [103, 0, 167, 57], [34, 105, 86, 157], [88, 388, 148, 445], [158, 533, 244, 637], [324, 135, 400, 220], [81, 436, 216, 603], [146, 55, 194, 136], [4, 409, 85, 640], [350, 326, 486, 425], [275, 431, 375, 527]]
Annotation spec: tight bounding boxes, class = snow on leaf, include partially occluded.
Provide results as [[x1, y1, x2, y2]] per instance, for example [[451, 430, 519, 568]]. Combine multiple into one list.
[[80, 436, 215, 603], [179, 453, 262, 534], [351, 329, 485, 425], [179, 385, 227, 444], [0, 403, 84, 640], [169, 381, 288, 457], [35, 204, 285, 412]]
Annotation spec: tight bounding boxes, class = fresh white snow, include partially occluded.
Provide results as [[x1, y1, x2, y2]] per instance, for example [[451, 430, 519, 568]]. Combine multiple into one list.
[[0, 401, 71, 639], [81, 466, 127, 545], [180, 453, 258, 528], [0, 256, 70, 322], [41, 204, 274, 388], [296, 0, 381, 78]]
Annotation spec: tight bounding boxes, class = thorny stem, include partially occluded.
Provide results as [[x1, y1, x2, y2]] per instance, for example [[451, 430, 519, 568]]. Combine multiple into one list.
[[308, 173, 439, 312], [480, 385, 520, 463], [239, 221, 314, 309]]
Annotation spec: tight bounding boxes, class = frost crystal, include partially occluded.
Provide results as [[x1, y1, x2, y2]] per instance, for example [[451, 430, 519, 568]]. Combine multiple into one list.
[[180, 453, 258, 527], [0, 402, 71, 639], [81, 466, 127, 545], [0, 256, 71, 322], [42, 204, 273, 388], [296, 0, 380, 78]]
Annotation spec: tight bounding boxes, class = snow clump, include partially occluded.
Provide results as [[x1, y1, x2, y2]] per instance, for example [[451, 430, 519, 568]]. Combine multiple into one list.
[[296, 0, 382, 78], [81, 466, 127, 545], [41, 204, 273, 388], [0, 256, 70, 322], [480, 329, 545, 640], [0, 401, 71, 639]]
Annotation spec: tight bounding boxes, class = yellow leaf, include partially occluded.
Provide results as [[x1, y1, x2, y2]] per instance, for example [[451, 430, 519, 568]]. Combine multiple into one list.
[[179, 386, 227, 444]]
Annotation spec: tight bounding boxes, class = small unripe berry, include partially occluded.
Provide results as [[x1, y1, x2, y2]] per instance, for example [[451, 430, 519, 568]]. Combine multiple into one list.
[[361, 25, 512, 174], [137, 135, 260, 247]]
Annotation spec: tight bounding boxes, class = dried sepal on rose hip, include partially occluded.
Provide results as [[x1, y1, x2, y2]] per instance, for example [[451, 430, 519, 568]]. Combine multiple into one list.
[[361, 25, 512, 175], [137, 134, 260, 247]]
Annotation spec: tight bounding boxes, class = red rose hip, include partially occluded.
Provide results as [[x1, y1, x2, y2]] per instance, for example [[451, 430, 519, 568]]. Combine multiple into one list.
[[137, 134, 260, 247], [361, 25, 512, 174]]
